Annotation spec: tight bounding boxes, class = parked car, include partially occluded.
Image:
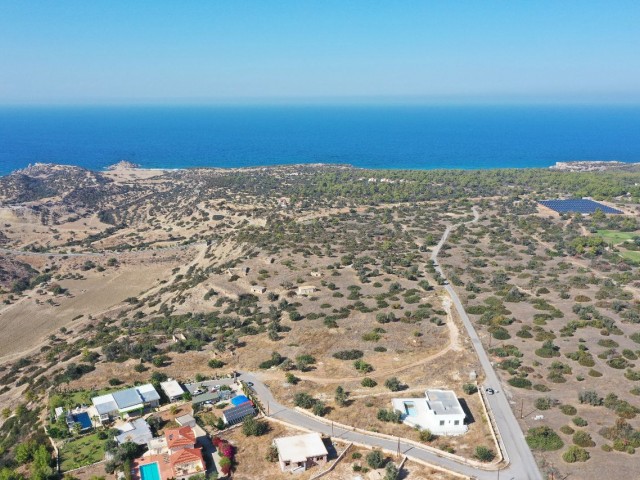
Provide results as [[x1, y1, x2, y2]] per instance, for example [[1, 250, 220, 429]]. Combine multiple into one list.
[[485, 387, 495, 395]]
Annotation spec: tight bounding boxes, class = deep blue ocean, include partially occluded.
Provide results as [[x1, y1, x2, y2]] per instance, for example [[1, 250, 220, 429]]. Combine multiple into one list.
[[1, 105, 639, 176]]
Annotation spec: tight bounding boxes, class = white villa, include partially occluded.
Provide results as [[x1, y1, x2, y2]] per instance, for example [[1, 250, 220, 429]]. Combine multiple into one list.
[[391, 389, 467, 436]]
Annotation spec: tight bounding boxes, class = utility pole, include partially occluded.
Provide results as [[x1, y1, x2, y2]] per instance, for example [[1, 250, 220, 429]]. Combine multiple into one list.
[[520, 399, 524, 419], [331, 421, 334, 436], [396, 437, 400, 458], [267, 401, 269, 416]]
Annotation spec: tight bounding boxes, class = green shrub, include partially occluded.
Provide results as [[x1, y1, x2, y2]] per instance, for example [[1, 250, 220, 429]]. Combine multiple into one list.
[[562, 446, 590, 463], [533, 384, 550, 392], [361, 378, 377, 388], [463, 383, 478, 395], [384, 377, 403, 392], [535, 397, 552, 411], [377, 409, 402, 423], [526, 426, 564, 451], [474, 446, 495, 462], [418, 429, 434, 442], [354, 360, 374, 373], [293, 392, 315, 409], [578, 390, 602, 406], [573, 431, 595, 447], [208, 359, 225, 369], [508, 377, 532, 389], [560, 425, 575, 435], [333, 350, 363, 360], [242, 416, 268, 437], [366, 450, 385, 469], [572, 417, 588, 427], [491, 327, 511, 340], [535, 340, 560, 358], [560, 405, 577, 416], [608, 357, 631, 369]]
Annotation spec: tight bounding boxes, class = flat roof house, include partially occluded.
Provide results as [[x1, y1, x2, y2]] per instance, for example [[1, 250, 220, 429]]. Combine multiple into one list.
[[175, 414, 197, 428], [273, 433, 328, 473], [391, 389, 467, 436], [115, 418, 153, 445], [251, 286, 266, 294], [191, 391, 222, 410], [160, 380, 185, 402], [296, 285, 316, 296], [92, 384, 160, 424]]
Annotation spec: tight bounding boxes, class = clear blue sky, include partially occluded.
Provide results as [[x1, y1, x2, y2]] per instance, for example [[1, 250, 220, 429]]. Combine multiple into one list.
[[0, 1, 639, 105]]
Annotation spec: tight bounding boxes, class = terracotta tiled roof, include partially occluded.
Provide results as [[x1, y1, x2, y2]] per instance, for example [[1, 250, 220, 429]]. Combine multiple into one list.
[[165, 426, 196, 449], [170, 448, 204, 468]]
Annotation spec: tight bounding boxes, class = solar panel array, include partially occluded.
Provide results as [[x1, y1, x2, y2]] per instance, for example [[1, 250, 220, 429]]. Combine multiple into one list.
[[539, 199, 623, 215]]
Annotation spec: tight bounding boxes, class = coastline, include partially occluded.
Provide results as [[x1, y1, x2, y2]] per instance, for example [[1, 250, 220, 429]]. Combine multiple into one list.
[[4, 160, 640, 178]]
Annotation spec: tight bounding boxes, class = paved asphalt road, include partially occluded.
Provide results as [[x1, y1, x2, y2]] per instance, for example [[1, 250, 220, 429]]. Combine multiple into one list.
[[239, 372, 499, 480], [430, 208, 543, 480], [236, 206, 542, 479]]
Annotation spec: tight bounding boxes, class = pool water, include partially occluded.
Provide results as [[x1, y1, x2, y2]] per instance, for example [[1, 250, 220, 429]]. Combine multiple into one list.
[[139, 463, 161, 480], [72, 412, 93, 430], [231, 395, 250, 406], [404, 402, 417, 416]]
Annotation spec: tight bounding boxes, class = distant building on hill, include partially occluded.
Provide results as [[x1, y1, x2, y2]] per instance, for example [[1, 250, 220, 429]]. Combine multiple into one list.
[[296, 285, 316, 296]]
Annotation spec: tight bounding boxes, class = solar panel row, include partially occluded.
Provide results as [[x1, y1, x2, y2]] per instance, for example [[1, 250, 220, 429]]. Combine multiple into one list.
[[539, 199, 623, 215]]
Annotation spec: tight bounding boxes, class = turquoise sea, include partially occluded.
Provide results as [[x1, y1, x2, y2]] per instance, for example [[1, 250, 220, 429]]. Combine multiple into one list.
[[1, 105, 639, 176]]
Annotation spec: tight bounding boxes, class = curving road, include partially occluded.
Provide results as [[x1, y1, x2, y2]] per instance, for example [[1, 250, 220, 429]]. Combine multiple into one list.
[[430, 207, 542, 480], [239, 372, 496, 480], [237, 206, 542, 480]]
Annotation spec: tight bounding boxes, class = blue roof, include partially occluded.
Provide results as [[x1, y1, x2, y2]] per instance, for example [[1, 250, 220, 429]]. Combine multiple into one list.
[[539, 199, 623, 215], [223, 401, 255, 423], [231, 395, 249, 406], [113, 388, 143, 409]]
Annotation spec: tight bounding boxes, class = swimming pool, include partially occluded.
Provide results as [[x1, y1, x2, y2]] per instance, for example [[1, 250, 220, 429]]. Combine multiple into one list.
[[404, 402, 417, 416], [139, 463, 161, 480], [72, 412, 93, 430], [231, 395, 250, 406]]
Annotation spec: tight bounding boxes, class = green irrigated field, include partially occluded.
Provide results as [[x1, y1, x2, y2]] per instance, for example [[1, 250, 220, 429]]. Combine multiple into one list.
[[597, 230, 637, 245], [621, 250, 640, 263], [59, 432, 106, 471]]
